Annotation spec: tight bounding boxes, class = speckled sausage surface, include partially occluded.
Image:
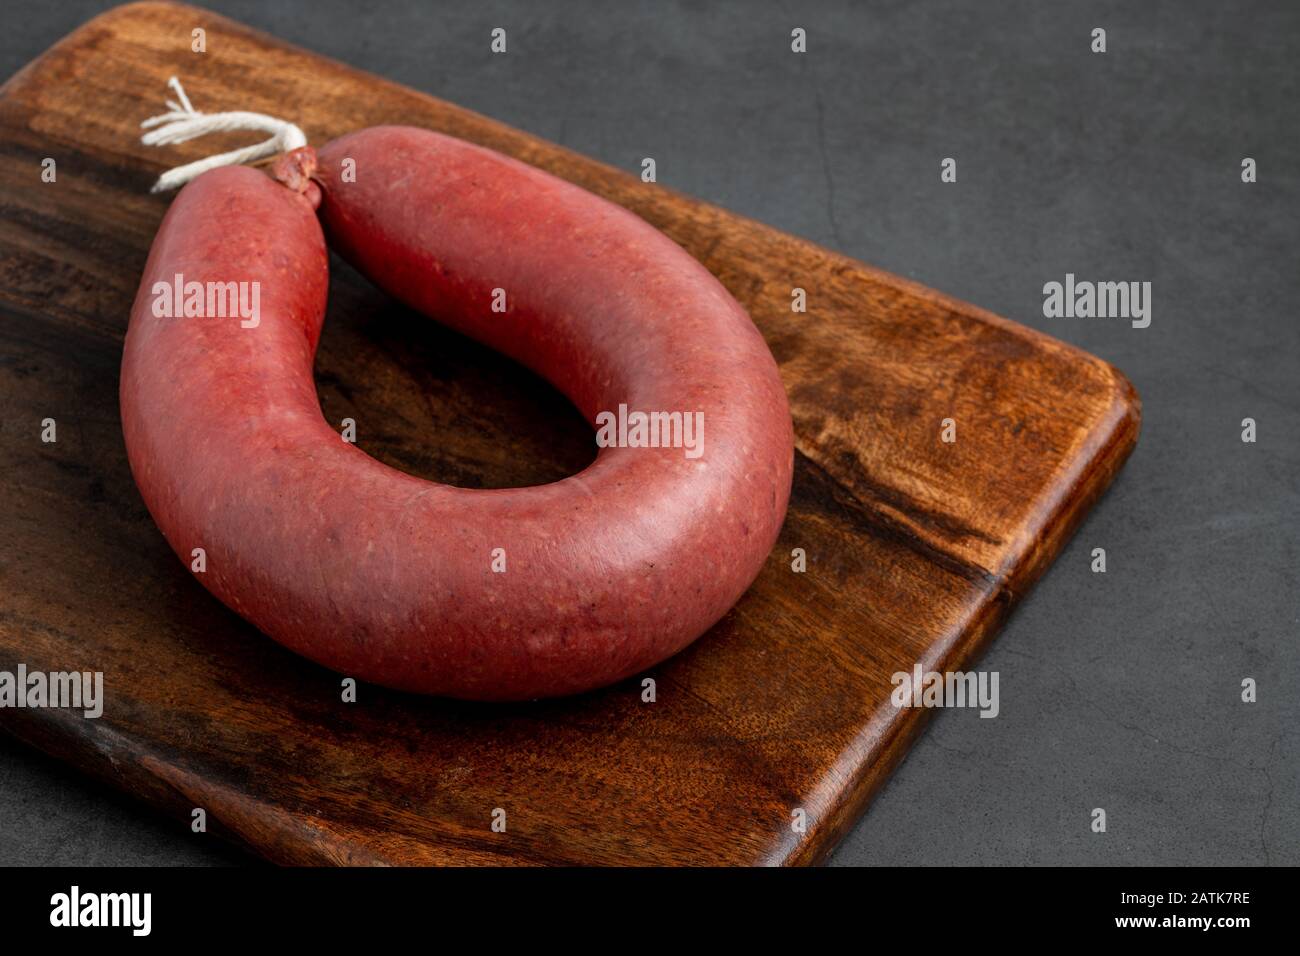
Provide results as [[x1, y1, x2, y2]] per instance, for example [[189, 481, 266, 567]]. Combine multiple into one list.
[[121, 128, 793, 700]]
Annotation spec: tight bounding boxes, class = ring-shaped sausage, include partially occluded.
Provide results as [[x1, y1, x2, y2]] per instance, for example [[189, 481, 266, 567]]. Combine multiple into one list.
[[121, 127, 793, 700]]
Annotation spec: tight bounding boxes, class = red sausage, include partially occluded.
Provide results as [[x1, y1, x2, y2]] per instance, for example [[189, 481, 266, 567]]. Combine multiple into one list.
[[121, 128, 793, 700]]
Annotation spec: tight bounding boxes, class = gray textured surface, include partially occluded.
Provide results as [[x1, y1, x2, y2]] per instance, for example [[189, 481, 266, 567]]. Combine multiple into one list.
[[1, 0, 1295, 866]]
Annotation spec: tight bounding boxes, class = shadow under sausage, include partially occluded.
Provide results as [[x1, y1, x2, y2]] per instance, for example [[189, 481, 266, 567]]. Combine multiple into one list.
[[313, 253, 596, 490]]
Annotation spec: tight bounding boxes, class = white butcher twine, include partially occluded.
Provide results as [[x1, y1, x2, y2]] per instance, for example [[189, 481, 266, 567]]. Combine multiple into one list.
[[140, 77, 307, 193]]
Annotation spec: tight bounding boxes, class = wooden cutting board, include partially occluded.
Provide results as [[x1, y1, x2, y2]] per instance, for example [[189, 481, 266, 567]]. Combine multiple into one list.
[[0, 2, 1139, 865]]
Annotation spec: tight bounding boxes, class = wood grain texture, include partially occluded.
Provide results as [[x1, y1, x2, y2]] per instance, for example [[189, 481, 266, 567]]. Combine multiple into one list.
[[0, 2, 1139, 866]]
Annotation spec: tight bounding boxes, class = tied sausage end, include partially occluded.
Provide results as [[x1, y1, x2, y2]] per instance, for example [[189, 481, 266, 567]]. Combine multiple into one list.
[[271, 146, 321, 210]]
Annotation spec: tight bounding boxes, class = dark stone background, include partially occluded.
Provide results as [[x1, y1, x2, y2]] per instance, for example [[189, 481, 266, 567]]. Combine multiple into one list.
[[1, 0, 1295, 866]]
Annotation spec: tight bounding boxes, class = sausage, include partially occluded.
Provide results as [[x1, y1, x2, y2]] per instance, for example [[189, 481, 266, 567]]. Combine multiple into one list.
[[121, 127, 793, 700]]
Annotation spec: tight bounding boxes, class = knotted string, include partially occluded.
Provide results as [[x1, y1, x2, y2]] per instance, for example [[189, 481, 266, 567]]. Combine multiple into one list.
[[140, 77, 307, 193]]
